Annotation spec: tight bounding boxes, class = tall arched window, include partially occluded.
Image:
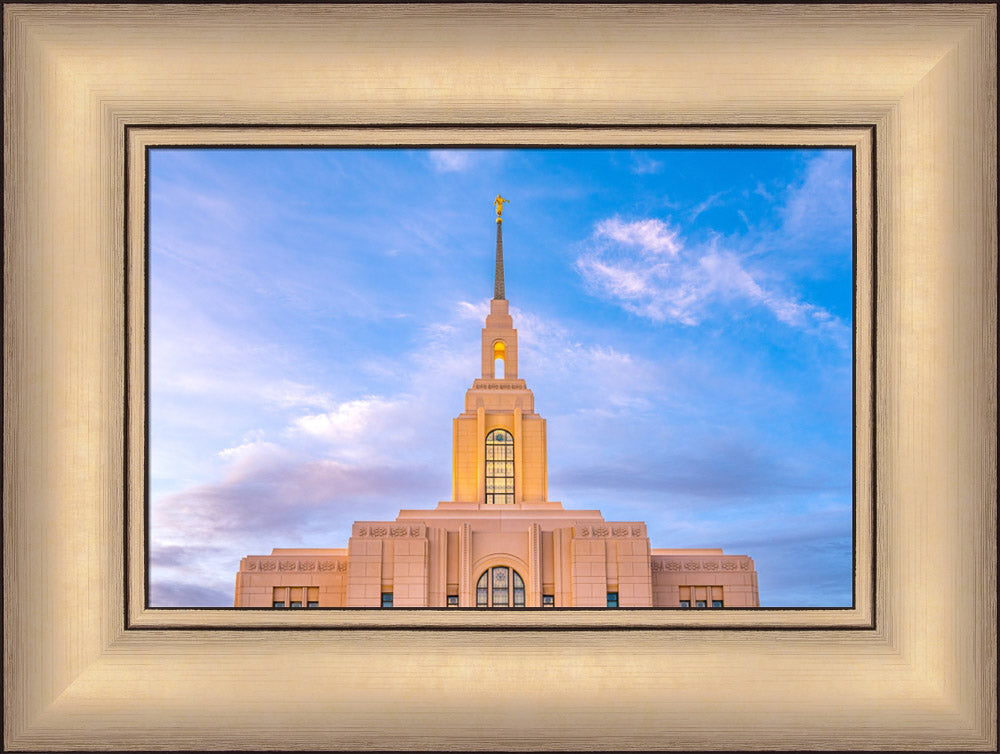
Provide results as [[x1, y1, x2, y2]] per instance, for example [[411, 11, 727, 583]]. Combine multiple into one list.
[[485, 429, 514, 504], [476, 566, 526, 607]]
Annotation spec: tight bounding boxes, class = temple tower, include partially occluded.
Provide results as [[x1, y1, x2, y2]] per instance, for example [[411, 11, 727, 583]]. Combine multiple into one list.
[[451, 197, 548, 505]]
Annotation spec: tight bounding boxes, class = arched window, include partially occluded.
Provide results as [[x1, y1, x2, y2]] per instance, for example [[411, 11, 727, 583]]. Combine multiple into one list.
[[492, 340, 506, 379], [476, 566, 526, 607], [485, 428, 514, 504]]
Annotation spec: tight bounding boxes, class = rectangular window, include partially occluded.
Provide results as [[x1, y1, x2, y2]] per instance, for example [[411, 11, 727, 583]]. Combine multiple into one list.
[[381, 592, 393, 608], [272, 586, 319, 608], [680, 587, 724, 608], [542, 595, 554, 607], [447, 595, 459, 607], [607, 592, 619, 608]]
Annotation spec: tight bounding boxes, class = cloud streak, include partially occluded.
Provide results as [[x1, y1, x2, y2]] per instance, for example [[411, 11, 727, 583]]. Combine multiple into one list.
[[628, 151, 663, 175], [428, 150, 478, 172], [576, 217, 847, 342]]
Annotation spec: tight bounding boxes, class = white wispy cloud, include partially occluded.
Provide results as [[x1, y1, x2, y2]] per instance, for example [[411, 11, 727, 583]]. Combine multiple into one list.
[[576, 215, 847, 343], [595, 217, 681, 257], [688, 191, 726, 222], [455, 299, 491, 321], [778, 150, 852, 244], [629, 152, 663, 175], [291, 396, 420, 463], [428, 150, 478, 172]]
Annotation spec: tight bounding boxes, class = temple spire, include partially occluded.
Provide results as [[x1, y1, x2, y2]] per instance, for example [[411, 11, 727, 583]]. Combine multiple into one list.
[[494, 221, 506, 300], [493, 194, 508, 300]]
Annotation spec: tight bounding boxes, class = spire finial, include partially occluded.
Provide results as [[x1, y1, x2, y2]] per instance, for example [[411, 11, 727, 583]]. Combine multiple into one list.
[[494, 193, 508, 222], [493, 195, 506, 300]]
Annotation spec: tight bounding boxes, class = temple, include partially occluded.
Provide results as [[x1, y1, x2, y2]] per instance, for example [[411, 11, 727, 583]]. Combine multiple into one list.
[[234, 198, 759, 608]]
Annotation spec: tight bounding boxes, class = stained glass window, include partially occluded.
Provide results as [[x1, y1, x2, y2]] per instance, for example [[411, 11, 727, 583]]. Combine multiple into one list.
[[513, 571, 525, 607], [475, 566, 526, 607], [476, 571, 489, 607], [493, 568, 509, 606], [485, 429, 514, 504]]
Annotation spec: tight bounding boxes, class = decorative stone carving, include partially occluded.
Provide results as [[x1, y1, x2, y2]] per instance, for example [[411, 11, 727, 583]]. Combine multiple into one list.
[[650, 560, 664, 572], [594, 525, 609, 537], [684, 560, 701, 571], [371, 526, 388, 537], [279, 560, 296, 571], [299, 560, 316, 571], [632, 526, 644, 537], [410, 526, 422, 537], [354, 526, 368, 537], [703, 561, 719, 571], [740, 560, 751, 571], [390, 526, 407, 537], [260, 560, 277, 571], [665, 561, 681, 571], [576, 525, 590, 537], [337, 561, 347, 572], [243, 560, 258, 571], [318, 561, 338, 572], [722, 560, 738, 571], [612, 526, 628, 537]]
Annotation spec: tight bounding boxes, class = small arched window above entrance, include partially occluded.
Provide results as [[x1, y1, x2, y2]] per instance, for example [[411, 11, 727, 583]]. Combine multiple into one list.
[[476, 566, 525, 607], [485, 429, 514, 504]]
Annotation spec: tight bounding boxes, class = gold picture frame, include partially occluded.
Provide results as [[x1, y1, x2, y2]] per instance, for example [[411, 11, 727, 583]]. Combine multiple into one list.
[[4, 3, 995, 749]]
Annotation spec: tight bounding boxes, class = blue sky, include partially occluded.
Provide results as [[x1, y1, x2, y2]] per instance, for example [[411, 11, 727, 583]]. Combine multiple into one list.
[[148, 147, 854, 608]]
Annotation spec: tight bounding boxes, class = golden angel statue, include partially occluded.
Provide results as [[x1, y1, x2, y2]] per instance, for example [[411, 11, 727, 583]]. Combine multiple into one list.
[[494, 194, 509, 221]]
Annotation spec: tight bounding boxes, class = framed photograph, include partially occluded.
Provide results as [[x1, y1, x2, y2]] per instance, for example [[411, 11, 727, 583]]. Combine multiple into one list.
[[138, 138, 867, 626], [4, 3, 995, 750]]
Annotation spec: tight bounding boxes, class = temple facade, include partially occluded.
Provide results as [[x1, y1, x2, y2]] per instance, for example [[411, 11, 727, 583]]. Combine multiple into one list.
[[234, 199, 759, 609]]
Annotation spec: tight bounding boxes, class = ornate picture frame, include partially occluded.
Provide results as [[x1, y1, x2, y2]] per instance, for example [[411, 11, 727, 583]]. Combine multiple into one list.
[[4, 4, 995, 749]]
